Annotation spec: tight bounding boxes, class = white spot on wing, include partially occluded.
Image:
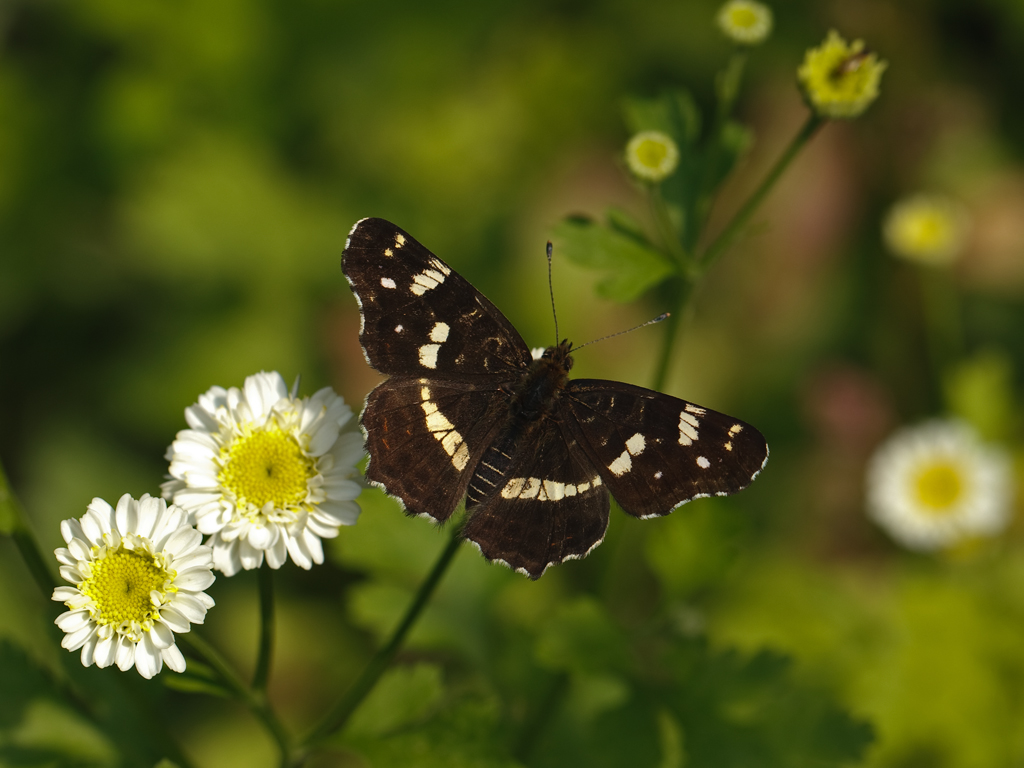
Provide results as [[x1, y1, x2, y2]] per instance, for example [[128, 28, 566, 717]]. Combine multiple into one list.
[[430, 322, 450, 342], [418, 344, 440, 369], [678, 410, 699, 446], [685, 404, 707, 416], [380, 277, 397, 289], [728, 424, 743, 436], [625, 433, 646, 456], [697, 456, 711, 469], [654, 470, 663, 480], [608, 450, 632, 476], [395, 324, 404, 333]]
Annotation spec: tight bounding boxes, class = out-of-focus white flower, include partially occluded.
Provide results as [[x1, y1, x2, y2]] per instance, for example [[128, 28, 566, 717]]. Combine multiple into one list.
[[717, 1, 773, 46], [866, 419, 1012, 551], [883, 194, 971, 265]]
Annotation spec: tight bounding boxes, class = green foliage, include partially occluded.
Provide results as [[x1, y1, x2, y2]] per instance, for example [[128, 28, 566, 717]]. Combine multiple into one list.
[[343, 695, 523, 768], [0, 641, 116, 767], [345, 663, 445, 738], [552, 214, 676, 302], [943, 350, 1017, 441]]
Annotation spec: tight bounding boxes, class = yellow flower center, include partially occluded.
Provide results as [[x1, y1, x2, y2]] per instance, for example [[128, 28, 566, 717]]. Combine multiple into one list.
[[80, 546, 169, 627], [219, 427, 315, 510], [728, 7, 758, 29], [636, 138, 669, 169], [913, 461, 963, 514]]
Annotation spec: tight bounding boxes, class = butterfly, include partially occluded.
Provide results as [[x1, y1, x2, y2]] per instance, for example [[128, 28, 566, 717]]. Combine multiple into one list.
[[342, 217, 768, 579]]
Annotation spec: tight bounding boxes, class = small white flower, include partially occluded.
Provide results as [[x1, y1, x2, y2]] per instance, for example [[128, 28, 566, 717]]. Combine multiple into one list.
[[161, 371, 363, 576], [52, 494, 215, 679], [717, 0, 773, 46], [866, 420, 1012, 551], [883, 194, 971, 266], [625, 131, 680, 183]]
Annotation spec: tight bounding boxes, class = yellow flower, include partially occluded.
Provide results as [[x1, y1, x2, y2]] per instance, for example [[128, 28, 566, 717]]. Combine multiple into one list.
[[717, 1, 773, 46], [797, 30, 887, 119], [625, 131, 679, 183], [883, 194, 970, 266]]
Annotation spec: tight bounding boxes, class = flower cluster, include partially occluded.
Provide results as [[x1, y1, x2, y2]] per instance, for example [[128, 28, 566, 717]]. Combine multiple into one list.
[[162, 371, 363, 576]]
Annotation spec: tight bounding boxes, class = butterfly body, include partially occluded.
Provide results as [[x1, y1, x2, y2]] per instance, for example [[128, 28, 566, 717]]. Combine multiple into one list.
[[343, 217, 768, 578]]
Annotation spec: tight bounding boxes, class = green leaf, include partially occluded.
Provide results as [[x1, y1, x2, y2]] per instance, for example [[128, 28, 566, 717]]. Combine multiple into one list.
[[552, 216, 676, 302], [345, 663, 445, 738], [623, 91, 701, 145]]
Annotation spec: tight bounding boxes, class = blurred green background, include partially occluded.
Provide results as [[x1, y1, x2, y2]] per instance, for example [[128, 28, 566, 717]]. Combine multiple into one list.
[[2, 0, 1024, 766]]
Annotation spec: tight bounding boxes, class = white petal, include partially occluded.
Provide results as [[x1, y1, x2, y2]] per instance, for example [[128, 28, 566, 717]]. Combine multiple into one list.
[[93, 634, 118, 669], [169, 593, 211, 624], [246, 524, 277, 551], [135, 635, 162, 679], [237, 540, 264, 571], [174, 567, 216, 592], [265, 535, 288, 569], [149, 621, 175, 650], [162, 643, 187, 674], [56, 609, 93, 633], [62, 622, 97, 652], [115, 637, 136, 671], [285, 535, 312, 570], [159, 606, 191, 633], [162, 526, 202, 558], [213, 539, 242, 576], [78, 635, 99, 667]]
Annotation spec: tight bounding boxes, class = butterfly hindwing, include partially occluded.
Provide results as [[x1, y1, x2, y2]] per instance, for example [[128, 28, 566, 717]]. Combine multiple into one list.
[[362, 377, 509, 522], [462, 416, 610, 579], [564, 380, 769, 519], [343, 218, 532, 379]]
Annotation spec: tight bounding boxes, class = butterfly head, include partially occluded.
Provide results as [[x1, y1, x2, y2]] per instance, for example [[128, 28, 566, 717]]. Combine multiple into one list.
[[537, 339, 574, 374]]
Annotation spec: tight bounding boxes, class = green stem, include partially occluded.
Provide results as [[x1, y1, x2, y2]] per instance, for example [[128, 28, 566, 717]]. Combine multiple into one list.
[[252, 565, 275, 693], [699, 112, 824, 270], [649, 277, 695, 392], [179, 632, 292, 766], [0, 457, 56, 599], [920, 266, 965, 382], [302, 526, 463, 747]]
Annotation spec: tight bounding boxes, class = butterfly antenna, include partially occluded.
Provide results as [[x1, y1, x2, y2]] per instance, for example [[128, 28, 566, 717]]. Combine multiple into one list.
[[570, 313, 670, 352], [547, 241, 559, 346]]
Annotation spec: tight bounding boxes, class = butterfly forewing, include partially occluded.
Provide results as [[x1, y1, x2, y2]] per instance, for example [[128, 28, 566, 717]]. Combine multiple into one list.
[[462, 417, 611, 579], [564, 381, 769, 519], [344, 218, 532, 379]]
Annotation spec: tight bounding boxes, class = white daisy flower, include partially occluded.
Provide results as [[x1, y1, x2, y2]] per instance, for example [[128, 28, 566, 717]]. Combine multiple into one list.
[[866, 420, 1013, 551], [717, 0, 773, 46], [161, 371, 363, 576], [52, 494, 215, 679], [625, 131, 680, 183], [883, 194, 971, 266]]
